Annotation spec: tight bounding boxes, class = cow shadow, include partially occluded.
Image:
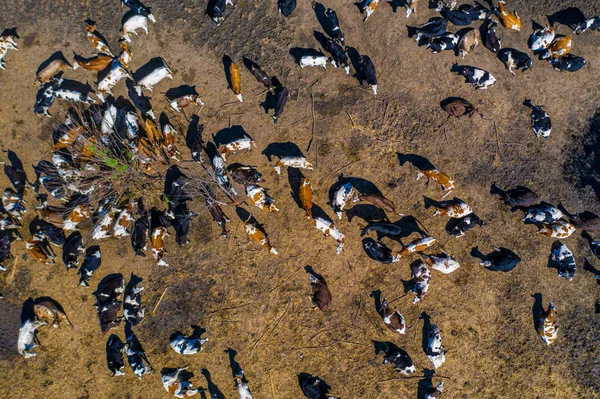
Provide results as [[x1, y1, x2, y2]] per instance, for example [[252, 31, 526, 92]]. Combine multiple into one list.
[[397, 153, 436, 170], [420, 312, 432, 353], [213, 125, 251, 147], [304, 265, 325, 281], [298, 372, 333, 396], [6, 150, 24, 172], [186, 115, 205, 151], [36, 51, 72, 76], [347, 204, 389, 223], [313, 3, 331, 35], [387, 0, 408, 13], [222, 55, 233, 90], [20, 298, 36, 323], [289, 47, 326, 65], [133, 57, 168, 82], [546, 241, 562, 273], [531, 293, 543, 330], [261, 141, 304, 162], [260, 77, 284, 115], [310, 203, 334, 222], [346, 46, 364, 85], [370, 289, 382, 314], [165, 85, 198, 101], [170, 325, 206, 342], [416, 369, 437, 399], [470, 246, 485, 262], [201, 368, 225, 399], [546, 7, 585, 29], [583, 258, 600, 278], [1, 28, 19, 39], [57, 78, 95, 96], [391, 215, 426, 241], [287, 167, 304, 209], [125, 272, 143, 297], [313, 31, 330, 50], [225, 348, 243, 378], [372, 340, 401, 356], [401, 260, 422, 294]]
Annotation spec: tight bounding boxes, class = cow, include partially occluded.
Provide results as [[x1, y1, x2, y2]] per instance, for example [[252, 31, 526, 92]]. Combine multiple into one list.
[[34, 79, 59, 117], [229, 61, 243, 102], [431, 198, 473, 218], [299, 54, 329, 69], [457, 3, 488, 20], [114, 204, 134, 238], [380, 298, 407, 334], [92, 207, 119, 240], [208, 0, 234, 25], [325, 8, 345, 45], [245, 221, 277, 254], [150, 210, 170, 266], [495, 1, 521, 31], [52, 124, 85, 150], [313, 217, 344, 254], [171, 204, 196, 245], [228, 164, 263, 185], [272, 86, 288, 123], [550, 54, 586, 72], [408, 17, 447, 41], [122, 0, 157, 22], [309, 271, 332, 311], [35, 59, 71, 86], [457, 28, 480, 58], [481, 18, 501, 53], [136, 59, 173, 91], [73, 53, 113, 71], [0, 216, 20, 231], [574, 16, 600, 34], [95, 274, 125, 333], [63, 231, 84, 270], [168, 94, 204, 112], [36, 220, 66, 247], [243, 57, 274, 92], [79, 246, 102, 287], [583, 232, 600, 260], [126, 326, 153, 378], [490, 184, 539, 207], [273, 156, 313, 174], [0, 33, 18, 70], [235, 370, 254, 399], [299, 374, 340, 399], [64, 204, 92, 231], [541, 35, 572, 59], [451, 64, 496, 89], [211, 154, 237, 196], [538, 220, 576, 238], [356, 55, 378, 95], [382, 346, 416, 375], [355, 193, 397, 214], [425, 381, 444, 399], [219, 137, 256, 160], [537, 302, 558, 345], [523, 99, 551, 138], [18, 318, 46, 358], [85, 21, 114, 56], [2, 188, 26, 219], [361, 222, 402, 237], [161, 367, 199, 397], [97, 59, 132, 102], [322, 38, 349, 74], [299, 177, 313, 219], [497, 48, 531, 75], [557, 203, 600, 232], [363, 0, 379, 22], [550, 242, 576, 280], [34, 299, 73, 328], [529, 26, 555, 52], [364, 239, 400, 263], [121, 11, 150, 42], [448, 213, 484, 237], [207, 198, 230, 238], [479, 247, 520, 272], [27, 235, 55, 265], [415, 168, 456, 198], [331, 182, 354, 219], [441, 97, 482, 118], [426, 323, 445, 368], [436, 1, 472, 26], [0, 235, 14, 271], [106, 335, 126, 376], [124, 282, 145, 326], [405, 0, 418, 18], [522, 203, 562, 224], [399, 236, 436, 256], [170, 329, 208, 355], [161, 122, 181, 160], [246, 185, 279, 212], [278, 0, 296, 17], [410, 260, 431, 303], [118, 39, 133, 68], [420, 252, 460, 274]]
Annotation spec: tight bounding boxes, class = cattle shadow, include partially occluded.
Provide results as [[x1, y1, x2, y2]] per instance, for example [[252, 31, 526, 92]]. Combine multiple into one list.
[[346, 46, 364, 85], [416, 369, 437, 399], [372, 340, 401, 356], [125, 272, 143, 298], [546, 241, 563, 273], [420, 312, 432, 353], [347, 204, 389, 223], [126, 78, 154, 115], [397, 153, 436, 170], [470, 247, 485, 262], [6, 150, 24, 172], [165, 84, 198, 102], [186, 115, 205, 151], [298, 372, 333, 397], [225, 348, 243, 378], [370, 289, 382, 314], [289, 47, 326, 65], [164, 165, 190, 207], [212, 125, 251, 147], [310, 203, 334, 222], [201, 368, 225, 399], [287, 167, 304, 210], [387, 0, 407, 13], [391, 215, 425, 241], [169, 325, 206, 343], [261, 141, 304, 162], [0, 299, 22, 360], [313, 3, 331, 34], [546, 7, 585, 29], [20, 297, 36, 323], [304, 265, 325, 284], [36, 51, 72, 76], [222, 55, 234, 90], [313, 31, 331, 50], [1, 28, 19, 39], [583, 258, 600, 278], [531, 293, 543, 331], [133, 57, 168, 82], [402, 260, 422, 294], [56, 78, 95, 96], [260, 77, 284, 115]]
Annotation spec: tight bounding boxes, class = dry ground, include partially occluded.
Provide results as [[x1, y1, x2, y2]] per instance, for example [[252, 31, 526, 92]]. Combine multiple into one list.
[[1, 0, 600, 398]]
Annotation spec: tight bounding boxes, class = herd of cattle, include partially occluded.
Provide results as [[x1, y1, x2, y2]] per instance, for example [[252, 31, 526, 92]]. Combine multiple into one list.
[[2, 0, 600, 397]]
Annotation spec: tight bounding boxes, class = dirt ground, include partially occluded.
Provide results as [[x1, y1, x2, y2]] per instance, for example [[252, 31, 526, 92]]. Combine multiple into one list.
[[1, 0, 600, 398]]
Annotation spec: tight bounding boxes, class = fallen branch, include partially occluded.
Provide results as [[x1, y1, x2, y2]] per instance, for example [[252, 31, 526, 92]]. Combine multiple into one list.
[[250, 298, 292, 352], [8, 256, 18, 285], [152, 287, 169, 316]]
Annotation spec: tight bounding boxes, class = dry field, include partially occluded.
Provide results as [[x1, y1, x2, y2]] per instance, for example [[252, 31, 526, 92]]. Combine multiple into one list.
[[1, 0, 600, 398]]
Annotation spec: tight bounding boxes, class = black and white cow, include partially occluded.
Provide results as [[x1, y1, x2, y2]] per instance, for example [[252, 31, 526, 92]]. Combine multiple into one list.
[[523, 100, 551, 138]]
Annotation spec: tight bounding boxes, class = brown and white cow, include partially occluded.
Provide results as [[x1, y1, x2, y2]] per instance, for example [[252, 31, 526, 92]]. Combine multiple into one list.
[[416, 169, 455, 198], [35, 59, 71, 86], [151, 226, 169, 266], [273, 156, 313, 174], [246, 185, 279, 212], [114, 204, 135, 238], [161, 122, 181, 161], [27, 235, 55, 265], [219, 137, 256, 160], [299, 177, 313, 219], [537, 220, 576, 238], [245, 221, 277, 254], [73, 53, 113, 71], [380, 298, 407, 334], [399, 236, 436, 256], [64, 204, 92, 230], [313, 216, 344, 254], [431, 198, 472, 218], [537, 302, 558, 345], [355, 193, 397, 214], [92, 207, 120, 240], [85, 21, 114, 56], [34, 300, 73, 328]]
